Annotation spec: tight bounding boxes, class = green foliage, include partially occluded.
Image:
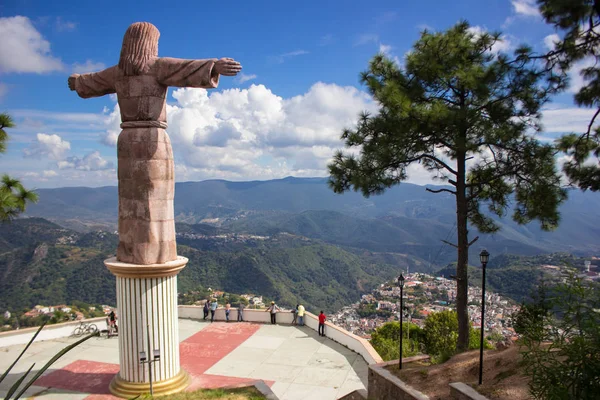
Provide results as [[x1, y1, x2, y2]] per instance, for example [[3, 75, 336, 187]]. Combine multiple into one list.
[[518, 273, 600, 399], [423, 310, 459, 360], [328, 21, 565, 351], [0, 218, 413, 317], [0, 322, 97, 399], [370, 321, 423, 361], [513, 283, 551, 341], [0, 113, 38, 222], [422, 310, 491, 363], [0, 112, 14, 154], [357, 303, 392, 318], [0, 323, 45, 386], [538, 1, 600, 191], [437, 253, 586, 303], [327, 21, 565, 231]]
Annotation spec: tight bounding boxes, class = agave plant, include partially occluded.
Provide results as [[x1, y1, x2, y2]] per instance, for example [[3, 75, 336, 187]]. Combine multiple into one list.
[[0, 322, 98, 399]]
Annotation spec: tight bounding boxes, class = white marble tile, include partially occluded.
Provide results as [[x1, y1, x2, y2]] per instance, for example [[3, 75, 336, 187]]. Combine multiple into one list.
[[279, 383, 339, 400]]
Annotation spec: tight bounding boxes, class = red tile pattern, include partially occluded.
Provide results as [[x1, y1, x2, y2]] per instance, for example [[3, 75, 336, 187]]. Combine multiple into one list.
[[181, 322, 261, 376], [31, 323, 265, 399], [35, 360, 119, 395]]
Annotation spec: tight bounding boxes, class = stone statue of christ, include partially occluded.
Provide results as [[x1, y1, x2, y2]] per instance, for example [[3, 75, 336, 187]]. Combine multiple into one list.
[[68, 22, 242, 265]]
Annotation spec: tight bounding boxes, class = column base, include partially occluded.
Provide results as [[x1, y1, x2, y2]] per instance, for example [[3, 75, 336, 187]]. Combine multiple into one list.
[[109, 369, 190, 398]]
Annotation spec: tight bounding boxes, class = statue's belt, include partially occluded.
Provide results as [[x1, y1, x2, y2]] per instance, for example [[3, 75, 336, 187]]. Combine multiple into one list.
[[120, 121, 168, 129]]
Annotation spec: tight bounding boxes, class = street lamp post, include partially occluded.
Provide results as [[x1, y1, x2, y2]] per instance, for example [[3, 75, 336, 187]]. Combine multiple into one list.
[[405, 307, 411, 342], [478, 249, 490, 385], [139, 324, 161, 396], [397, 274, 405, 369]]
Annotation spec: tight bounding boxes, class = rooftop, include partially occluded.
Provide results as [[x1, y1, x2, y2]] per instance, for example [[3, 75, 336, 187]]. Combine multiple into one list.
[[0, 319, 368, 400]]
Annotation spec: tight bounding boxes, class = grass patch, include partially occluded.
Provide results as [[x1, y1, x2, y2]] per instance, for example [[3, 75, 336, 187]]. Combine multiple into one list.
[[138, 387, 265, 400]]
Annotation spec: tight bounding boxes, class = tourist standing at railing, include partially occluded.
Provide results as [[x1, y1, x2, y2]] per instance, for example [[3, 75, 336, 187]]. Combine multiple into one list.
[[318, 311, 326, 336], [292, 305, 298, 325], [237, 302, 244, 322], [297, 304, 305, 326], [265, 301, 280, 324], [210, 299, 218, 323], [109, 310, 118, 333], [203, 301, 209, 321], [225, 302, 231, 322]]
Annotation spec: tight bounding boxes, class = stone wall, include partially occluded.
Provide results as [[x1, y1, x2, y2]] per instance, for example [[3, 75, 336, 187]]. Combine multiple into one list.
[[367, 357, 431, 400], [0, 317, 108, 347], [449, 383, 491, 400], [337, 389, 367, 400], [178, 306, 383, 365]]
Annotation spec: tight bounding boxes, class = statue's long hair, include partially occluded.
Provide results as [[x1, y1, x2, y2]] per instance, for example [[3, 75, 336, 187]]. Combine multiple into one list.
[[118, 22, 159, 76]]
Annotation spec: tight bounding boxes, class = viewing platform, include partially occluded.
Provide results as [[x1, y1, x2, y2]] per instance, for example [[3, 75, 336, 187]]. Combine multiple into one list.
[[0, 308, 373, 400]]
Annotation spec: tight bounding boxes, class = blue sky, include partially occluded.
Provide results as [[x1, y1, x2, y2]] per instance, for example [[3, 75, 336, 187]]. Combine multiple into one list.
[[0, 0, 594, 188]]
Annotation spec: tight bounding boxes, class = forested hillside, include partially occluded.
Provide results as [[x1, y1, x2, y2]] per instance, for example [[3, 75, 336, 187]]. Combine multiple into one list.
[[22, 178, 600, 266], [0, 218, 426, 314]]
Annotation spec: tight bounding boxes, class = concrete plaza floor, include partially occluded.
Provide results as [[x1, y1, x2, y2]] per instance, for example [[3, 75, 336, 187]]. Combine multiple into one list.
[[0, 319, 368, 400]]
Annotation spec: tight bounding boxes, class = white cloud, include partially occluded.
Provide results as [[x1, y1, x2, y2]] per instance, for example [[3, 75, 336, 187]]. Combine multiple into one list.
[[72, 60, 106, 74], [236, 73, 257, 84], [270, 50, 309, 64], [0, 16, 64, 73], [23, 133, 70, 160], [544, 33, 560, 50], [417, 24, 434, 32], [10, 109, 103, 123], [99, 104, 121, 147], [101, 82, 377, 181], [57, 151, 114, 171], [379, 44, 393, 55], [504, 0, 542, 26], [467, 26, 514, 53], [379, 43, 401, 66], [511, 0, 540, 17], [55, 17, 77, 32], [354, 34, 379, 46], [43, 170, 58, 178], [541, 105, 598, 133], [568, 57, 597, 94]]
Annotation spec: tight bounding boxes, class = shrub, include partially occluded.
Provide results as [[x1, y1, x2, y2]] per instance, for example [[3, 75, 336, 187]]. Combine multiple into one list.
[[370, 321, 423, 361], [517, 273, 600, 399]]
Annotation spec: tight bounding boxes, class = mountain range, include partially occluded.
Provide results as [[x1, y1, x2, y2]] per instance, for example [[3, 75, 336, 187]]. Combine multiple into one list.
[[2, 177, 599, 314], [23, 177, 600, 264]]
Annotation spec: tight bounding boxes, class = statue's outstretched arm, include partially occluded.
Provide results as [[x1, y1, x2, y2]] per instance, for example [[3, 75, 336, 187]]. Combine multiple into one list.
[[156, 57, 241, 88], [68, 66, 117, 99]]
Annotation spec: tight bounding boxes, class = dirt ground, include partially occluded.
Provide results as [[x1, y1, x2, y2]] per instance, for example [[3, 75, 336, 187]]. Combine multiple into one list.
[[390, 346, 532, 400]]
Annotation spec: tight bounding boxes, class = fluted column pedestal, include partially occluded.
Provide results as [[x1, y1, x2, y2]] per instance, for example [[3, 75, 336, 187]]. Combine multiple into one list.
[[104, 256, 190, 398]]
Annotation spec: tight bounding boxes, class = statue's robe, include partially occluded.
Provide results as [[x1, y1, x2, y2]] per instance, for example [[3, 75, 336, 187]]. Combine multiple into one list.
[[72, 57, 219, 265]]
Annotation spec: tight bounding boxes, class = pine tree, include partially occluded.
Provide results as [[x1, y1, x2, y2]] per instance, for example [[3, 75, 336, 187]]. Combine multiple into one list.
[[538, 0, 600, 190], [328, 22, 566, 351], [0, 113, 38, 221]]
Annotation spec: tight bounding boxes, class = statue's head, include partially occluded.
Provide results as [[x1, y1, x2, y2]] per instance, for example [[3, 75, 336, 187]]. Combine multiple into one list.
[[118, 22, 160, 76]]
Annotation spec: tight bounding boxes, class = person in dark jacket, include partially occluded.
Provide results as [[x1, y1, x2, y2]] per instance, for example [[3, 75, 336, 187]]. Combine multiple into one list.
[[265, 301, 280, 324], [203, 301, 209, 320]]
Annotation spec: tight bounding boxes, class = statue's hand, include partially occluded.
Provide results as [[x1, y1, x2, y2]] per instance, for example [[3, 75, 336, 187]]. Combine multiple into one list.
[[68, 74, 79, 91], [214, 58, 242, 76]]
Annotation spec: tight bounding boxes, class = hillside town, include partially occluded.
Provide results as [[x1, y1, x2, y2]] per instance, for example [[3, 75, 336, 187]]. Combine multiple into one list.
[[329, 272, 519, 340]]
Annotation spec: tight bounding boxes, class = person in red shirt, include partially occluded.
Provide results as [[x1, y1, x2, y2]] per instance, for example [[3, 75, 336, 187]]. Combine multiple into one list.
[[318, 311, 326, 337]]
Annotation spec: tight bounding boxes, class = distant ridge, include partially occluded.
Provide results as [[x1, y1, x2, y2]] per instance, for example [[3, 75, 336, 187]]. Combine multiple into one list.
[[21, 177, 600, 263]]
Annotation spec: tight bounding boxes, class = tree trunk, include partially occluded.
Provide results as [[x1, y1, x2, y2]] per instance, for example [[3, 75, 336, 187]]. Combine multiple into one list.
[[455, 150, 470, 351]]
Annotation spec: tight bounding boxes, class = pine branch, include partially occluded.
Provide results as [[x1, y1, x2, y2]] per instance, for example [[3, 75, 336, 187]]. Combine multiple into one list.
[[426, 187, 456, 195]]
